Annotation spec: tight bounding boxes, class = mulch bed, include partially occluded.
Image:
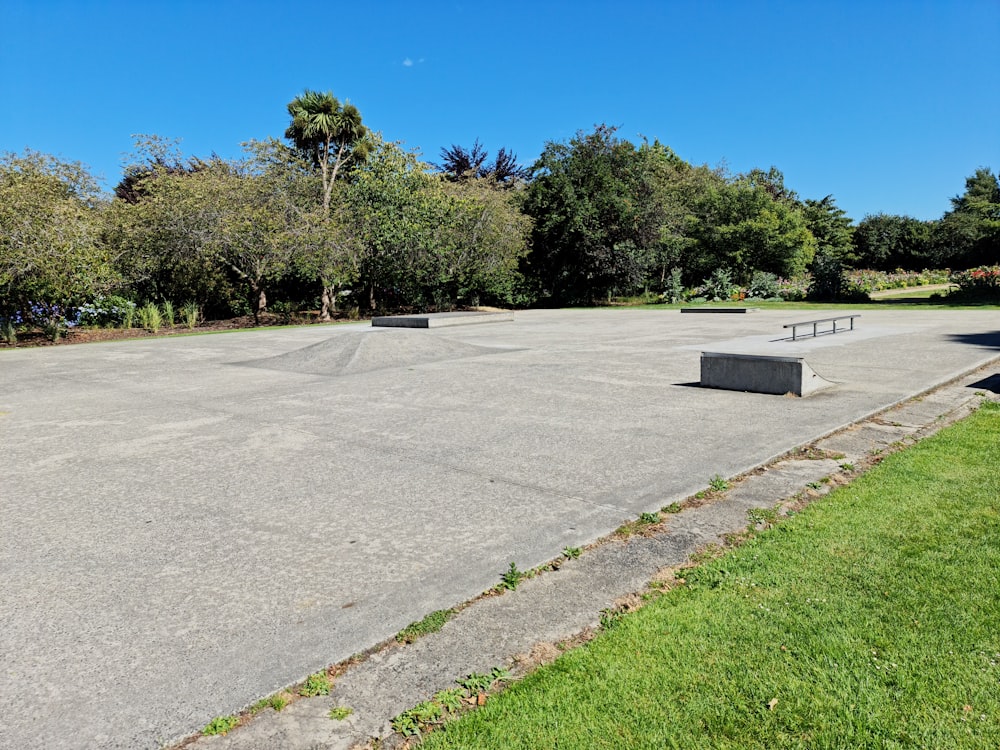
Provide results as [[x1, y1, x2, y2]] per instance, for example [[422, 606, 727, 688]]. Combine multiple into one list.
[[1, 312, 361, 349]]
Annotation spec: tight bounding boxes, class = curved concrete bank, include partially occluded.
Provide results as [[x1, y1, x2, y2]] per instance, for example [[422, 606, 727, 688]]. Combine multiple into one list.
[[700, 351, 835, 396]]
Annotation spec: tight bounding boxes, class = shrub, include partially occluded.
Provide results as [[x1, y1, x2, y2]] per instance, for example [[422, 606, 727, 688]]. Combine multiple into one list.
[[661, 267, 685, 304], [703, 268, 736, 301], [181, 302, 200, 329], [777, 275, 809, 301], [137, 302, 163, 332], [75, 295, 136, 327], [746, 271, 780, 299], [808, 255, 868, 301], [1, 313, 22, 344], [949, 266, 1000, 300]]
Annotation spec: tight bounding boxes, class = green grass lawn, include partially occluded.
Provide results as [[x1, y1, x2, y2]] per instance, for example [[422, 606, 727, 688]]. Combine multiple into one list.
[[423, 402, 1000, 749]]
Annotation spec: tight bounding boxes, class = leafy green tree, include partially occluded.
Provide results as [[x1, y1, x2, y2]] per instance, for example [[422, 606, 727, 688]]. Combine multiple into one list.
[[522, 125, 668, 304], [852, 213, 933, 270], [933, 167, 1000, 267], [345, 138, 529, 310], [430, 178, 531, 305], [285, 89, 371, 212], [106, 142, 305, 321], [0, 150, 113, 320], [113, 134, 207, 205], [690, 180, 816, 283], [737, 166, 800, 205], [802, 195, 854, 263], [648, 159, 725, 288]]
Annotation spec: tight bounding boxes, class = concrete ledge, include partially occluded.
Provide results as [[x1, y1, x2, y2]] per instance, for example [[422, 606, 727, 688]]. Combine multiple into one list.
[[372, 311, 514, 328], [681, 307, 760, 314], [701, 351, 835, 396]]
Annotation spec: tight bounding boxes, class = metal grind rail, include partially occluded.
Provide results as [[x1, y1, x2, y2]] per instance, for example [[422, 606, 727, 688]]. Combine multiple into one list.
[[783, 314, 861, 341]]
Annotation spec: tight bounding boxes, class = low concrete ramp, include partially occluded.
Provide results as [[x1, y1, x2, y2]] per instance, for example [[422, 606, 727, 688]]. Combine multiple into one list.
[[701, 351, 835, 396]]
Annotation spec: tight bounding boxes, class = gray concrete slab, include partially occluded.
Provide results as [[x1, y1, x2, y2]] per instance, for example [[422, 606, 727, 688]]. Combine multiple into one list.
[[195, 368, 999, 750], [1, 308, 999, 749]]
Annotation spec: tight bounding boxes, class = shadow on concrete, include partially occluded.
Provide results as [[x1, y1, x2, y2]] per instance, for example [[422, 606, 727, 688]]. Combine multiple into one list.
[[947, 331, 1000, 350], [967, 373, 1000, 394]]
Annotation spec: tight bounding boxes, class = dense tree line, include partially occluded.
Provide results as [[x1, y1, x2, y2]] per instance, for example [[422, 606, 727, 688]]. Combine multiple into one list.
[[2, 95, 998, 326]]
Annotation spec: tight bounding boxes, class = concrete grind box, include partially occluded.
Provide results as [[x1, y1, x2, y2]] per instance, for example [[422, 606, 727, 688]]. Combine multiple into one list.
[[701, 351, 835, 397]]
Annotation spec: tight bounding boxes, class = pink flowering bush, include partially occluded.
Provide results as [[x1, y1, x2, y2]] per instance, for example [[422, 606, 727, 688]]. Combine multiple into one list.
[[949, 266, 1000, 299]]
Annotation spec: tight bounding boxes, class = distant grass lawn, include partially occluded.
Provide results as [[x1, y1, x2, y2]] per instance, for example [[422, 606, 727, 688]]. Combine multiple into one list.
[[424, 403, 1000, 749]]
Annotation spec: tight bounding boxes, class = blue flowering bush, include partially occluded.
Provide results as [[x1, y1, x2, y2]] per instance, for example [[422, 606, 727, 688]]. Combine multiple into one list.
[[75, 295, 137, 327]]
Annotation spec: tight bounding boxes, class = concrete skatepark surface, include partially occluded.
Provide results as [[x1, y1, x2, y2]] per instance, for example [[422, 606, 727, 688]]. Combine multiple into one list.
[[1, 308, 999, 749]]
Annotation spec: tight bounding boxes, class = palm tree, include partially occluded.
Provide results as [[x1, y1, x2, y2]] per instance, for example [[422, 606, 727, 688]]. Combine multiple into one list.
[[285, 89, 370, 212]]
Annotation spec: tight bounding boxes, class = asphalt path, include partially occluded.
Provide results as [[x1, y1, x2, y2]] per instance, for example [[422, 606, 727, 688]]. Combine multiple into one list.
[[2, 308, 998, 749]]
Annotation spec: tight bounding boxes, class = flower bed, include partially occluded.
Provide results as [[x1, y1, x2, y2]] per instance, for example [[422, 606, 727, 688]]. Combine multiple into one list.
[[949, 266, 1000, 300]]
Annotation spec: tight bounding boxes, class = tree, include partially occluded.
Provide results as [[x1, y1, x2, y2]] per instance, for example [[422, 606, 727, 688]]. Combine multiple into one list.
[[106, 143, 306, 322], [485, 147, 531, 184], [802, 195, 854, 263], [933, 167, 1000, 267], [688, 180, 816, 283], [428, 178, 531, 306], [436, 140, 489, 181], [436, 140, 530, 185], [852, 213, 932, 270], [113, 134, 208, 205], [344, 137, 529, 311], [737, 166, 800, 205], [522, 125, 666, 304], [285, 89, 371, 212], [634, 141, 716, 290], [0, 150, 113, 321]]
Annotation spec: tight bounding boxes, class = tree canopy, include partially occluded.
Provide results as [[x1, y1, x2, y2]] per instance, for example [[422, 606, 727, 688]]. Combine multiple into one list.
[[4, 87, 997, 328]]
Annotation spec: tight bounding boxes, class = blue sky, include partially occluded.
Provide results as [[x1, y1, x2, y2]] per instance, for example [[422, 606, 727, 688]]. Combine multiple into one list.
[[2, 0, 997, 221]]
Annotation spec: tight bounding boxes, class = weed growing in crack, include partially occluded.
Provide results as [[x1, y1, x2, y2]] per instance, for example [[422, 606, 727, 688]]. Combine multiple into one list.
[[457, 668, 510, 695], [300, 671, 332, 697], [434, 688, 466, 713], [270, 692, 292, 711], [396, 609, 454, 644], [393, 701, 443, 737], [500, 561, 524, 591], [709, 474, 730, 492], [329, 706, 353, 720], [202, 715, 239, 736], [840, 462, 855, 472], [639, 511, 660, 524], [662, 502, 683, 514], [392, 669, 512, 738], [747, 508, 778, 526], [562, 546, 582, 559]]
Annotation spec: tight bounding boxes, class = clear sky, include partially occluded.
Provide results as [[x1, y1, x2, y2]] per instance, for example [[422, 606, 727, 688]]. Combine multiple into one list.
[[2, 0, 997, 221]]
